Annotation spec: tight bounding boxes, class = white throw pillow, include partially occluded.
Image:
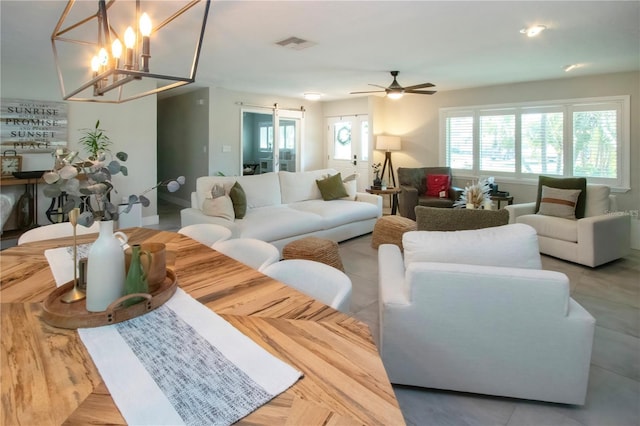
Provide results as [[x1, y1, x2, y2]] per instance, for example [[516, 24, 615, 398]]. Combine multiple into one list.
[[585, 184, 611, 217], [537, 185, 581, 220], [202, 196, 235, 221], [342, 179, 357, 201], [403, 223, 542, 270]]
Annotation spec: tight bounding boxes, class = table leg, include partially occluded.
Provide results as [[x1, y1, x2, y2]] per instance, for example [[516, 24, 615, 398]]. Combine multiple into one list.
[[391, 194, 398, 215]]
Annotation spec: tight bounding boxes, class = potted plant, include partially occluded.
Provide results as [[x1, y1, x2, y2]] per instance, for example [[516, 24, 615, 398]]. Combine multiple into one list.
[[372, 162, 382, 189], [43, 121, 185, 227]]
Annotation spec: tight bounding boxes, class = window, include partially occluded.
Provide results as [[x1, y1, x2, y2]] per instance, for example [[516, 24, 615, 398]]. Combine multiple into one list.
[[259, 122, 273, 150], [440, 96, 630, 190]]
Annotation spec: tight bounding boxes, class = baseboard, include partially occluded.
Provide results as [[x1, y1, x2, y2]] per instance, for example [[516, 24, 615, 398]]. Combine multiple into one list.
[[142, 215, 159, 226]]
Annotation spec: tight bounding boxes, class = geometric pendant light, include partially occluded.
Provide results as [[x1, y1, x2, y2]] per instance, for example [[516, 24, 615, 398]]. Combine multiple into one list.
[[51, 0, 211, 103]]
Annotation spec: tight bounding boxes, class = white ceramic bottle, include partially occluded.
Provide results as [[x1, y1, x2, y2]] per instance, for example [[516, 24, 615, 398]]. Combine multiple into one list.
[[85, 220, 128, 312]]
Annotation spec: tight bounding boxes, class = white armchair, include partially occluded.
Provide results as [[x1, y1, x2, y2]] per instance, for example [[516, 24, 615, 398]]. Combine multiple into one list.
[[378, 224, 596, 405], [505, 184, 630, 267]]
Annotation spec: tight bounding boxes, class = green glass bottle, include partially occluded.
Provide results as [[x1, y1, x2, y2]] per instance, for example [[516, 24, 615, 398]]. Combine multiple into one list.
[[123, 244, 150, 307]]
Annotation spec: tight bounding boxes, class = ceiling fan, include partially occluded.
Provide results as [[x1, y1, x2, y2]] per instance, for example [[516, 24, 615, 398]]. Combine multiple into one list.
[[350, 71, 436, 99]]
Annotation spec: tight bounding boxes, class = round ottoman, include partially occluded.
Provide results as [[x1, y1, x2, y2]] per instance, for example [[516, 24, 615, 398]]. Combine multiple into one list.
[[282, 236, 344, 271], [371, 216, 417, 251]]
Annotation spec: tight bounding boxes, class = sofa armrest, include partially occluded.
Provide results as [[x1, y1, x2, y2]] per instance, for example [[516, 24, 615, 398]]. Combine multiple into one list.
[[577, 213, 631, 265], [449, 186, 464, 202], [190, 192, 198, 209], [399, 185, 419, 220], [378, 244, 409, 305], [355, 192, 383, 216], [505, 202, 536, 224]]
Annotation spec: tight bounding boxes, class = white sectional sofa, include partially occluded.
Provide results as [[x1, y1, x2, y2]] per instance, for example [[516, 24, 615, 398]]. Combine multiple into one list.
[[180, 169, 382, 251]]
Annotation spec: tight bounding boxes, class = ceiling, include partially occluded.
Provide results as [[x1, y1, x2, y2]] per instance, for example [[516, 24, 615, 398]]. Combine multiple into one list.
[[1, 1, 639, 102]]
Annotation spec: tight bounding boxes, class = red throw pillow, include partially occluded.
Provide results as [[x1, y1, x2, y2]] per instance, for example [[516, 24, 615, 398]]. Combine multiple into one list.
[[426, 174, 450, 197]]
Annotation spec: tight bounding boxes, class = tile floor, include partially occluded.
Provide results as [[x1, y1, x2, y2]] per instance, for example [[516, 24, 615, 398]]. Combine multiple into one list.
[[155, 200, 639, 426], [9, 200, 636, 425]]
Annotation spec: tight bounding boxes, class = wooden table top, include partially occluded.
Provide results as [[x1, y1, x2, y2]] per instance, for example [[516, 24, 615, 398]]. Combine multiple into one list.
[[0, 228, 404, 425], [366, 186, 401, 195]]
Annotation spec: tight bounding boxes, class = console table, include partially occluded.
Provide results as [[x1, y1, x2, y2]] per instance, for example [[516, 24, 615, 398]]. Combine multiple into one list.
[[0, 176, 41, 239], [0, 228, 404, 425]]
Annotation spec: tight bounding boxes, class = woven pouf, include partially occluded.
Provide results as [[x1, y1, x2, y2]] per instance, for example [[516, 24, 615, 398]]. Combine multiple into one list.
[[371, 216, 417, 251], [282, 236, 345, 271]]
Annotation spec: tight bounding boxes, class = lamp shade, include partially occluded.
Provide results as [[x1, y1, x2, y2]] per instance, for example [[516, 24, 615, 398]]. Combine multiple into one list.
[[376, 135, 401, 151]]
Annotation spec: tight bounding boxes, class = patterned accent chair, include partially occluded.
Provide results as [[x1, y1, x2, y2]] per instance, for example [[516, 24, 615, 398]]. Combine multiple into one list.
[[397, 167, 463, 220]]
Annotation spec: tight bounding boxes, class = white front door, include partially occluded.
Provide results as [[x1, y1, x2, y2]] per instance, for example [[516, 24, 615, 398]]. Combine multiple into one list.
[[326, 115, 369, 191]]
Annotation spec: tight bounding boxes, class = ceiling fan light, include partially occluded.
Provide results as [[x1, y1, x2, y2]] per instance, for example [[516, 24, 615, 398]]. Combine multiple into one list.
[[387, 91, 403, 100], [520, 25, 546, 37]]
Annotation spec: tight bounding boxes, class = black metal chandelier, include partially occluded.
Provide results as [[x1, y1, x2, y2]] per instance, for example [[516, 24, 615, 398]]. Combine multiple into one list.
[[51, 0, 210, 103]]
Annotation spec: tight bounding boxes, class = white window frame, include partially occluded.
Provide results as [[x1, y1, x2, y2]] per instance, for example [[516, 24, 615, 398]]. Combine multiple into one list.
[[439, 95, 630, 192]]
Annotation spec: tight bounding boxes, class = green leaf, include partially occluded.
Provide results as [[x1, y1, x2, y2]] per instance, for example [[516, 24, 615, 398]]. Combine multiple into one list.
[[61, 199, 77, 213], [43, 185, 63, 198], [107, 160, 121, 174], [105, 201, 118, 214], [78, 212, 95, 227]]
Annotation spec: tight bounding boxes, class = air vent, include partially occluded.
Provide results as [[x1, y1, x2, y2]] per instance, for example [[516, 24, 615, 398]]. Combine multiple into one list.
[[275, 36, 316, 51]]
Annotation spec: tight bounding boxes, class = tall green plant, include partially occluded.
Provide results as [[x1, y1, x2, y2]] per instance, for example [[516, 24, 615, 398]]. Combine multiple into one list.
[[78, 120, 111, 159]]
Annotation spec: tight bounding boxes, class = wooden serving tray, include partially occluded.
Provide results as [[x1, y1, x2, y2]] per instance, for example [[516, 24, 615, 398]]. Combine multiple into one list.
[[42, 269, 178, 329]]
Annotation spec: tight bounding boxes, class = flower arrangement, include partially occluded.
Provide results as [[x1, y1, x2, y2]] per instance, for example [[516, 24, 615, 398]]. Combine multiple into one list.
[[453, 179, 492, 209], [43, 121, 185, 227], [372, 162, 382, 179]]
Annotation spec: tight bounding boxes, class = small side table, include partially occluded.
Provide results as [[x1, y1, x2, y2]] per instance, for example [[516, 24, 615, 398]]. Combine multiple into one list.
[[490, 195, 514, 209], [366, 187, 402, 215]]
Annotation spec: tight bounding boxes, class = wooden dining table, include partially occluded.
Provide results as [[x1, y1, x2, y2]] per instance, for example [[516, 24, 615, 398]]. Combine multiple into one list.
[[0, 227, 405, 425]]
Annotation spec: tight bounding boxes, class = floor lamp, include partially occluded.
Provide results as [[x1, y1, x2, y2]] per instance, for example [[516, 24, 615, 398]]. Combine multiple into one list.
[[376, 135, 401, 187]]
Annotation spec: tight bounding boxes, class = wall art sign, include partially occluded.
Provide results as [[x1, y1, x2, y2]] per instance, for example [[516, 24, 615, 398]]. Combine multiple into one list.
[[1, 98, 68, 153]]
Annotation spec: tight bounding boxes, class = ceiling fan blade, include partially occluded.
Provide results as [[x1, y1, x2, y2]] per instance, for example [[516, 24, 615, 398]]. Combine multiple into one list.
[[405, 89, 437, 95], [368, 84, 389, 89], [403, 82, 435, 90], [350, 90, 386, 94]]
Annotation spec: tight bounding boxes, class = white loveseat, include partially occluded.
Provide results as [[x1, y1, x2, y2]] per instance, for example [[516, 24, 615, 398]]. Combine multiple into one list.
[[505, 184, 631, 267], [180, 169, 382, 251], [378, 224, 596, 405]]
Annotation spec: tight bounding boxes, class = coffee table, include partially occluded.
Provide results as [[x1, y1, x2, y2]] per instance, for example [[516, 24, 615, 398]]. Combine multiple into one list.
[[1, 228, 404, 425]]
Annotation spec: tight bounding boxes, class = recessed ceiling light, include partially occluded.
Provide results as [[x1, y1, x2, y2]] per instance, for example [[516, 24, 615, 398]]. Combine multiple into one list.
[[520, 25, 547, 37], [563, 64, 580, 72], [303, 92, 322, 101]]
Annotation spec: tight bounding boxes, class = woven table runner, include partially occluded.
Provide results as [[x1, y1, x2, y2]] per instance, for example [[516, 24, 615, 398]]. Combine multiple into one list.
[[45, 247, 303, 425]]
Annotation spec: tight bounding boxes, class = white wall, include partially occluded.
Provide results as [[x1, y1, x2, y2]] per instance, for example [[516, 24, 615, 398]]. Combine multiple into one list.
[[1, 58, 159, 226], [208, 87, 325, 176], [375, 71, 640, 212]]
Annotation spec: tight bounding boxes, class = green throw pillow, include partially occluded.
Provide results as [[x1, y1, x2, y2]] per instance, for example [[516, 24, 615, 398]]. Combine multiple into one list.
[[229, 181, 247, 219], [316, 173, 349, 201], [535, 176, 587, 219]]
